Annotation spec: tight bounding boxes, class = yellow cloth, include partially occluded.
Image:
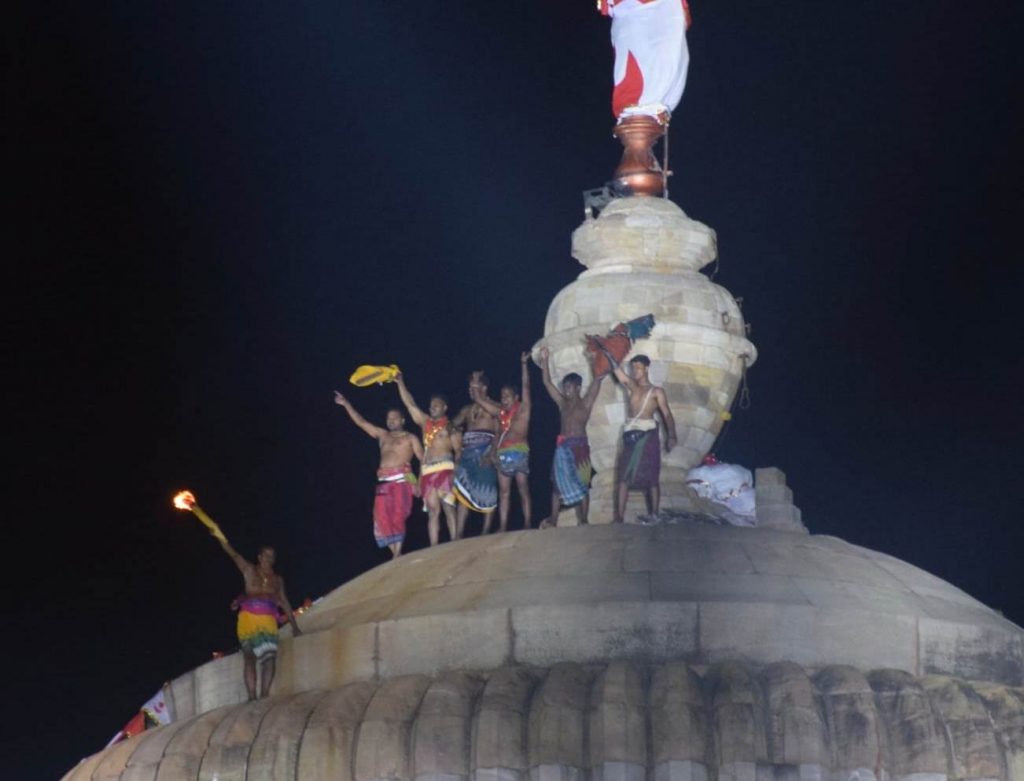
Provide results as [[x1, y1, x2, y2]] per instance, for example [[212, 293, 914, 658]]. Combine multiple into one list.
[[349, 364, 400, 387], [237, 603, 279, 660]]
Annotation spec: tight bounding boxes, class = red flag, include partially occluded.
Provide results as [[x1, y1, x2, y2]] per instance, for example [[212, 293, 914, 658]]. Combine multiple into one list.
[[106, 710, 146, 748]]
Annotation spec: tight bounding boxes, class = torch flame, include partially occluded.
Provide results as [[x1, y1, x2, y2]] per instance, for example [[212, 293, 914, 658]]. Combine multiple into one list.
[[173, 490, 196, 510]]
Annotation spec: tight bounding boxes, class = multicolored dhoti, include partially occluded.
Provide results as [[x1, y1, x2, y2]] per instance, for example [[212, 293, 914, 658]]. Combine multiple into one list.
[[497, 441, 530, 477], [619, 422, 661, 488], [420, 458, 456, 509], [237, 597, 280, 661], [553, 435, 592, 506], [374, 466, 416, 547], [453, 430, 498, 513]]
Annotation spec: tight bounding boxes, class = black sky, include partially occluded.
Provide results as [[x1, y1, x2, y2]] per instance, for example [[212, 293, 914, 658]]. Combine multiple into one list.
[[7, 2, 1024, 777]]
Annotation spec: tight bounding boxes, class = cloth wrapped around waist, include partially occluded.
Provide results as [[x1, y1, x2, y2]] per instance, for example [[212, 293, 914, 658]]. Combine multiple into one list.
[[374, 466, 416, 547], [420, 458, 456, 507], [237, 597, 280, 660], [620, 424, 661, 488], [454, 431, 498, 512], [497, 440, 530, 476], [624, 417, 658, 433], [553, 435, 592, 505]]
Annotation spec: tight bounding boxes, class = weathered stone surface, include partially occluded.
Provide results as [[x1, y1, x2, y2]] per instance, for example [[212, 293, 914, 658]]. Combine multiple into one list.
[[246, 691, 327, 780], [922, 676, 1004, 780], [66, 660, 1024, 781], [154, 706, 233, 781], [972, 682, 1024, 781], [710, 662, 768, 765], [511, 602, 698, 667], [528, 663, 594, 772], [473, 667, 540, 777], [589, 662, 647, 772], [153, 524, 1024, 726], [414, 672, 485, 781], [355, 675, 433, 781], [541, 198, 756, 522], [296, 681, 377, 781], [66, 524, 1024, 780], [119, 719, 191, 781], [762, 662, 828, 766], [378, 609, 511, 678], [868, 669, 948, 776], [650, 662, 708, 764], [815, 667, 880, 776]]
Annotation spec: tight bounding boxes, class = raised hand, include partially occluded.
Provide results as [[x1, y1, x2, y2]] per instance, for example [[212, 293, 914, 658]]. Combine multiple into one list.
[[333, 390, 348, 407]]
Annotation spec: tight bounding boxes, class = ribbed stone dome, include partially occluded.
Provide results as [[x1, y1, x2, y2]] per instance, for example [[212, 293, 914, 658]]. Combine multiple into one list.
[[64, 524, 1024, 779], [64, 660, 1024, 781]]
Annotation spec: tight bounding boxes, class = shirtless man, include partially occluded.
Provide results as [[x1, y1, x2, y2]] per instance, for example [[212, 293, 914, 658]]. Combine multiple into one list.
[[471, 352, 533, 531], [334, 391, 423, 558], [539, 346, 606, 526], [451, 371, 500, 537], [212, 535, 301, 700], [394, 372, 462, 545], [612, 354, 677, 522]]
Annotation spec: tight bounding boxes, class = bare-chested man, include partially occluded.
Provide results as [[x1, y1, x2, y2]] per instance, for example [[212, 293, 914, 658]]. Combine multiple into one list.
[[394, 372, 462, 545], [451, 371, 500, 537], [539, 345, 606, 527], [472, 352, 533, 531], [213, 534, 301, 700], [334, 391, 423, 558], [612, 354, 677, 522]]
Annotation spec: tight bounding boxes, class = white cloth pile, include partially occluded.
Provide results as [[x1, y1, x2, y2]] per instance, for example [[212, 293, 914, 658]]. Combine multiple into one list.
[[686, 461, 757, 526]]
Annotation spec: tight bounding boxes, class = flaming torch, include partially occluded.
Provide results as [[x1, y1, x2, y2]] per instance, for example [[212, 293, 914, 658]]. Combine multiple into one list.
[[172, 490, 228, 543]]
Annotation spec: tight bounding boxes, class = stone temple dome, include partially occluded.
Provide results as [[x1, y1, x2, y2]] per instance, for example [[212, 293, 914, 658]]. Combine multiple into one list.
[[64, 522, 1024, 780]]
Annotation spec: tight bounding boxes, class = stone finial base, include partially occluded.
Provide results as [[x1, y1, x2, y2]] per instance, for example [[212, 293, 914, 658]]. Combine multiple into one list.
[[612, 115, 666, 196], [755, 467, 807, 532]]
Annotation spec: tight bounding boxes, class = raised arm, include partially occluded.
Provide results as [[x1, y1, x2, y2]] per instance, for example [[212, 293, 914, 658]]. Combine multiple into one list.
[[333, 390, 386, 439], [471, 383, 502, 417], [519, 352, 532, 412], [538, 346, 564, 405], [612, 360, 636, 391], [275, 578, 302, 636], [394, 373, 426, 426], [215, 535, 252, 577], [655, 388, 678, 453], [582, 369, 607, 411]]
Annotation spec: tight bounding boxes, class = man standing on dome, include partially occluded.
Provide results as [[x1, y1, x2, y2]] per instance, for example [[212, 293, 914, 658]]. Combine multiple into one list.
[[394, 372, 462, 545], [213, 537, 301, 701], [452, 371, 500, 537], [600, 0, 692, 121], [613, 354, 677, 522], [470, 353, 533, 532], [334, 391, 423, 558], [539, 346, 606, 527]]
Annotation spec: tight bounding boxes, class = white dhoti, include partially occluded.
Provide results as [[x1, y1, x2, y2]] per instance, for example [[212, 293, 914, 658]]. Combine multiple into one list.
[[604, 0, 691, 121]]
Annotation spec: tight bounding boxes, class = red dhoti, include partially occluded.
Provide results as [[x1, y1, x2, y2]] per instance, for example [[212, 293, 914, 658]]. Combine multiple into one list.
[[374, 467, 415, 547]]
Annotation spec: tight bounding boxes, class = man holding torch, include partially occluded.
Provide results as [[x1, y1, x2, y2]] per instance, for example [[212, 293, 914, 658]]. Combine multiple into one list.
[[172, 491, 301, 701]]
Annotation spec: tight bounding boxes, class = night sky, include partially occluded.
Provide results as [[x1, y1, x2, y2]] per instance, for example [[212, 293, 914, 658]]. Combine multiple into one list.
[[9, 3, 1024, 777]]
